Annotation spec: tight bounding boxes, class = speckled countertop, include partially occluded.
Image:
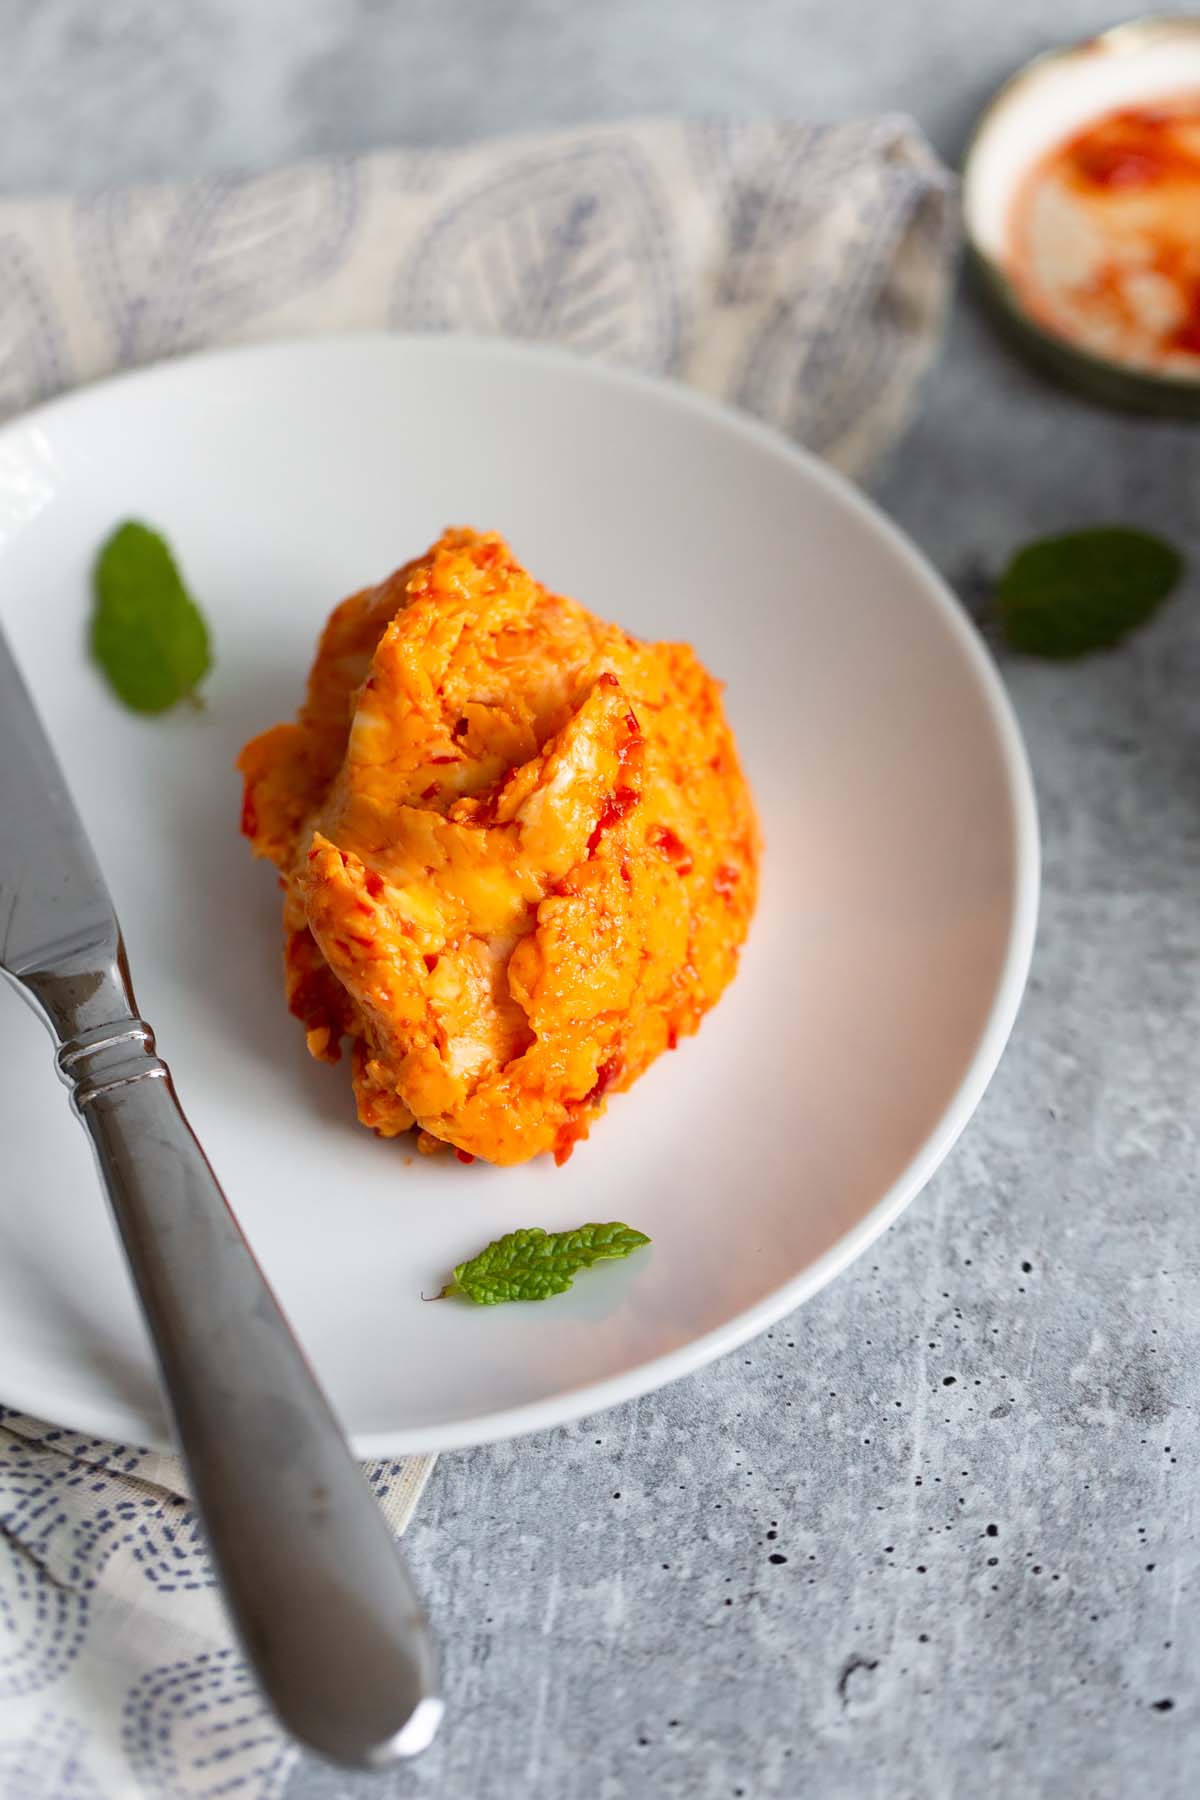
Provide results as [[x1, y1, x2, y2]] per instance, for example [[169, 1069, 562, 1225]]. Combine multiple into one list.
[[5, 4, 1199, 1796]]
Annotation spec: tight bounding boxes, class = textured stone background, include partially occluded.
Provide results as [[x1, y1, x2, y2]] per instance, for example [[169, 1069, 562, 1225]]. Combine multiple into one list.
[[4, 3, 1198, 1796]]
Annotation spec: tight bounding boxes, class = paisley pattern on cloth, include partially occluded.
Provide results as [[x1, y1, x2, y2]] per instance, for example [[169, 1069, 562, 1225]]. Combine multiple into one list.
[[0, 113, 953, 1797], [0, 1411, 431, 1797], [0, 236, 71, 417], [392, 140, 684, 371], [0, 116, 954, 477], [76, 163, 361, 367]]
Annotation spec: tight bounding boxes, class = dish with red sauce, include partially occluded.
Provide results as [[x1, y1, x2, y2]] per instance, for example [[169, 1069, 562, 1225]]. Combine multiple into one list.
[[1006, 92, 1200, 372]]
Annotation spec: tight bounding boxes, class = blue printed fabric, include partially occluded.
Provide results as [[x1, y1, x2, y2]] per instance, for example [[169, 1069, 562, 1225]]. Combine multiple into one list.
[[0, 1410, 430, 1798], [0, 117, 955, 474]]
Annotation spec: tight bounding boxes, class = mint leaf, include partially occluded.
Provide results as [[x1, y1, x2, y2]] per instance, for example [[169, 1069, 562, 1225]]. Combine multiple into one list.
[[91, 521, 212, 712], [998, 526, 1183, 660], [438, 1221, 651, 1305]]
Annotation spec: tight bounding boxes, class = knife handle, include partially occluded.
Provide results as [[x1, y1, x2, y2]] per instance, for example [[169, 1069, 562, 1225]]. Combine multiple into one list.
[[56, 1018, 442, 1768]]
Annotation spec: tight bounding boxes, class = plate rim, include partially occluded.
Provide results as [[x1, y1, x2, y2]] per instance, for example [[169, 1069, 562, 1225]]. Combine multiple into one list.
[[0, 332, 1041, 1457]]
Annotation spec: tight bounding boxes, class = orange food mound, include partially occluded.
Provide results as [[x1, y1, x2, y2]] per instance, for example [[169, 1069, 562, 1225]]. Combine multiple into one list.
[[237, 529, 759, 1166]]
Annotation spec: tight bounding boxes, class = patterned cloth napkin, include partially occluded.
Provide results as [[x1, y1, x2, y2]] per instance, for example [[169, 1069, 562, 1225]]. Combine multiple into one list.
[[0, 115, 955, 1799]]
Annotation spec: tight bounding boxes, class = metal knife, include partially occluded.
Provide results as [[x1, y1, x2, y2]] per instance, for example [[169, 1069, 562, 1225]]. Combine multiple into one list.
[[0, 622, 442, 1768]]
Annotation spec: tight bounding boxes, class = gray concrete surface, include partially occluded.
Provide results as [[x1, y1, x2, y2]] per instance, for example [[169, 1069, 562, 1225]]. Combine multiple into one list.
[[4, 2, 1199, 1795]]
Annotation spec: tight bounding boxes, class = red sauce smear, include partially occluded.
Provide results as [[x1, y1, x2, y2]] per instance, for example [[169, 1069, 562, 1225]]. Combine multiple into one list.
[[1074, 139, 1168, 190]]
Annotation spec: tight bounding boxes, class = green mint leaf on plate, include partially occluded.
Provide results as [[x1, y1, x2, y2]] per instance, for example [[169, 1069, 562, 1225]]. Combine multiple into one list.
[[91, 520, 212, 712], [998, 526, 1183, 660], [438, 1221, 651, 1305]]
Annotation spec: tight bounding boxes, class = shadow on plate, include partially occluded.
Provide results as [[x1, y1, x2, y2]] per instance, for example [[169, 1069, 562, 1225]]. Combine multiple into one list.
[[2, 1238, 166, 1433]]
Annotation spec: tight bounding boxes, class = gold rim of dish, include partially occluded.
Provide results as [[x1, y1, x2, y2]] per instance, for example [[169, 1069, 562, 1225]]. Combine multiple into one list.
[[962, 13, 1200, 414]]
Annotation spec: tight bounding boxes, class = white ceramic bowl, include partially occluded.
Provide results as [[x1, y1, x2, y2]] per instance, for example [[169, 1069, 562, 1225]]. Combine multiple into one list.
[[0, 335, 1038, 1454]]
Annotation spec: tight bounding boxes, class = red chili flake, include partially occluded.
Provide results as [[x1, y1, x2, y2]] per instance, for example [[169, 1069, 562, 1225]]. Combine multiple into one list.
[[667, 1025, 679, 1051], [453, 716, 469, 738], [348, 933, 373, 949], [354, 899, 373, 917], [714, 863, 741, 897], [424, 953, 440, 973], [585, 1054, 624, 1104], [365, 871, 385, 898], [456, 1149, 476, 1165], [429, 754, 457, 765], [239, 789, 258, 838], [307, 845, 321, 863], [553, 1127, 581, 1166], [598, 670, 620, 689], [420, 782, 439, 800], [587, 785, 639, 853], [619, 860, 631, 885], [648, 824, 693, 874]]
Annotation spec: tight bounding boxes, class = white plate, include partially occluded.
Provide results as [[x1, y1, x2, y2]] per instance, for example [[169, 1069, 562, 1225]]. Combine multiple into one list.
[[0, 336, 1038, 1456]]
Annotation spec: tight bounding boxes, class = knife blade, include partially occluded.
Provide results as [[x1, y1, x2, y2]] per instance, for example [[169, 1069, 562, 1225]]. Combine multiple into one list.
[[0, 628, 123, 1028]]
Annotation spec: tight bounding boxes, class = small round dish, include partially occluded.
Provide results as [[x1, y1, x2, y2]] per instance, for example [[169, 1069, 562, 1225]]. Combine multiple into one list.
[[0, 335, 1038, 1455], [963, 14, 1200, 413]]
